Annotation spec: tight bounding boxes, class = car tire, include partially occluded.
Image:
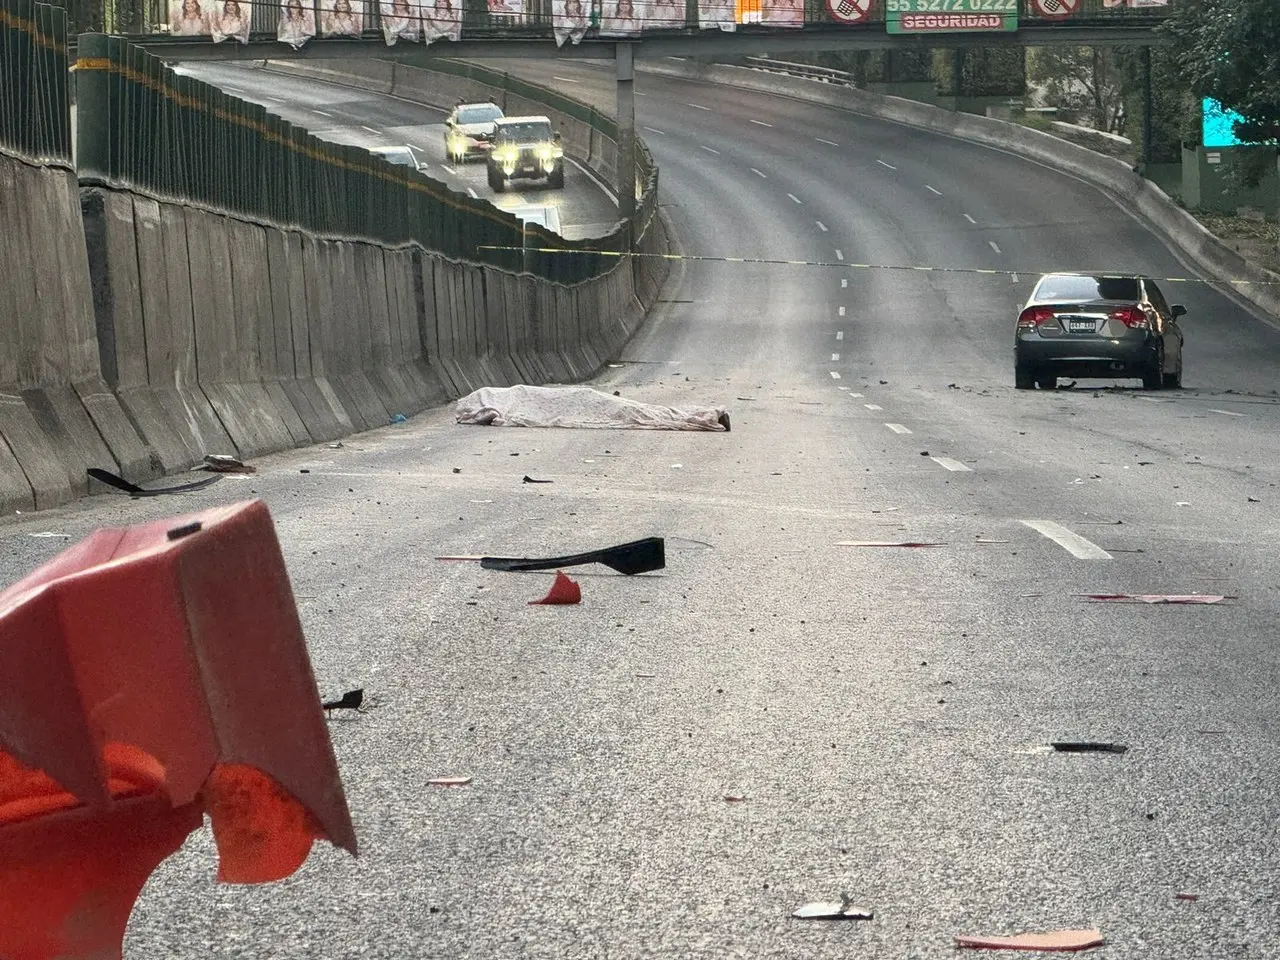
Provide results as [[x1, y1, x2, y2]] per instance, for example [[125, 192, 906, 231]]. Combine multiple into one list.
[[487, 167, 504, 193], [1036, 374, 1056, 390], [1015, 362, 1035, 390], [548, 164, 565, 189], [1142, 345, 1164, 390], [1163, 362, 1182, 389]]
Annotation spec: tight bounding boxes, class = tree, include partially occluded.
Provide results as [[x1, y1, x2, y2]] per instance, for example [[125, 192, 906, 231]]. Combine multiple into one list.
[[1163, 0, 1280, 145], [1027, 46, 1129, 134]]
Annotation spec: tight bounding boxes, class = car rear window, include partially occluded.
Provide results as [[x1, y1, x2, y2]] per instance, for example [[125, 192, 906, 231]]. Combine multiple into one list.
[[1036, 275, 1140, 302], [458, 104, 502, 124], [497, 121, 552, 142]]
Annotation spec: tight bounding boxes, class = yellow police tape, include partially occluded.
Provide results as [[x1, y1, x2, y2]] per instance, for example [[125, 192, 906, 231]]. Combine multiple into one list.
[[476, 245, 1280, 286]]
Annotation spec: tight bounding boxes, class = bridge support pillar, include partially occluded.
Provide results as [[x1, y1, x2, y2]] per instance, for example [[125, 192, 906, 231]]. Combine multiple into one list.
[[616, 42, 637, 227]]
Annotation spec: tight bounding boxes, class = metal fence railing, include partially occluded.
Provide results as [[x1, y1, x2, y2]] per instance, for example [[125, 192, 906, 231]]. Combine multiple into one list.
[[0, 0, 72, 163], [53, 0, 1172, 41], [72, 31, 629, 282]]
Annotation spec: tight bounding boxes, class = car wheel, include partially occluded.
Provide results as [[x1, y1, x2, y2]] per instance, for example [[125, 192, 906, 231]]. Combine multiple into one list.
[[1036, 374, 1056, 390], [1142, 345, 1164, 390], [487, 167, 504, 193], [1015, 362, 1035, 390], [548, 164, 565, 190], [1163, 361, 1182, 389]]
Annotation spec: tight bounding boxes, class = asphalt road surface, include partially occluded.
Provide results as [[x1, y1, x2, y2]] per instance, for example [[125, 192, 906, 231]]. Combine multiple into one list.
[[177, 62, 622, 240], [5, 62, 1280, 959]]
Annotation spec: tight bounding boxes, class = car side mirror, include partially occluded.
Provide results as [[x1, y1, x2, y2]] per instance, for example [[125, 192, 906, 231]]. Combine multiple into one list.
[[1171, 304, 1187, 318], [553, 132, 562, 143]]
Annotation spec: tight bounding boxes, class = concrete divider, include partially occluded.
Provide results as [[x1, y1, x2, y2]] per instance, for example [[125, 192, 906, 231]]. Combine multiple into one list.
[[641, 59, 1280, 320]]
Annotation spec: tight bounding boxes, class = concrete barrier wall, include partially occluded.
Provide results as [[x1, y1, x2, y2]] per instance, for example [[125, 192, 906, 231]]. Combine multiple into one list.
[[640, 60, 1280, 320], [0, 152, 152, 515]]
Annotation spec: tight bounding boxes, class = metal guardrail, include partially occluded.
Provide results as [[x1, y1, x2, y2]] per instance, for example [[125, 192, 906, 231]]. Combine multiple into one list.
[[742, 55, 854, 85]]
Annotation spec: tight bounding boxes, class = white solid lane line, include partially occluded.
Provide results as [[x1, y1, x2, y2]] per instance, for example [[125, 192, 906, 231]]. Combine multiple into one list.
[[788, 193, 803, 204], [1020, 519, 1113, 560], [964, 213, 977, 224], [931, 456, 972, 472], [877, 159, 897, 170], [885, 423, 912, 434], [687, 102, 711, 110], [831, 352, 840, 361], [701, 145, 721, 155], [751, 168, 768, 178], [864, 403, 882, 411], [816, 221, 828, 231], [925, 185, 943, 196], [830, 371, 841, 379], [989, 240, 1002, 254], [643, 126, 666, 135], [750, 119, 773, 127], [816, 137, 838, 146], [1209, 408, 1246, 417]]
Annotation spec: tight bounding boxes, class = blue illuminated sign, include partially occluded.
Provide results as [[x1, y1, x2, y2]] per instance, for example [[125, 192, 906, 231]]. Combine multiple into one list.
[[1202, 98, 1247, 147]]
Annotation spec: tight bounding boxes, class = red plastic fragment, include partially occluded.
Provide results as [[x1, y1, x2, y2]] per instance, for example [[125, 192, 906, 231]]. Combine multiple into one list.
[[529, 571, 582, 605]]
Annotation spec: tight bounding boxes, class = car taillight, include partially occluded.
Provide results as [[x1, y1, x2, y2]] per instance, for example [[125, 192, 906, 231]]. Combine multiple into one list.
[[1017, 306, 1056, 329], [1110, 306, 1149, 328]]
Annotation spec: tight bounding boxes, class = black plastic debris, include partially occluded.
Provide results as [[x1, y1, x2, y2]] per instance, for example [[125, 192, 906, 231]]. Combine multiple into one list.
[[1050, 741, 1128, 754], [88, 468, 223, 498], [522, 475, 553, 484], [198, 454, 255, 474], [439, 537, 665, 576], [323, 688, 364, 717]]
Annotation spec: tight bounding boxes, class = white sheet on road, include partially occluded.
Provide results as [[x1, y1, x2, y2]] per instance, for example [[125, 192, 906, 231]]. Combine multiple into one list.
[[456, 385, 730, 431]]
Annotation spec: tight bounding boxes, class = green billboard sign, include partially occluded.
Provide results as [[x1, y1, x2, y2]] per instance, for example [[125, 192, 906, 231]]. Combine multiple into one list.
[[885, 0, 1018, 33]]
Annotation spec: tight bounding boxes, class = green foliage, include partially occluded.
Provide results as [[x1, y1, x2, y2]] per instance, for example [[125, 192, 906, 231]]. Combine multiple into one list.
[[1028, 46, 1129, 133], [1163, 0, 1280, 146], [934, 47, 1025, 97]]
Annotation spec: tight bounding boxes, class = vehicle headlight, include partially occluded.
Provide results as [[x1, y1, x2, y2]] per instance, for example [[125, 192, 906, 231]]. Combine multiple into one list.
[[536, 145, 554, 161], [495, 146, 518, 164]]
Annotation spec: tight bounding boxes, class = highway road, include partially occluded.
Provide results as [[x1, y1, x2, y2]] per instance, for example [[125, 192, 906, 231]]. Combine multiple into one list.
[[177, 62, 622, 240], [5, 61, 1280, 959]]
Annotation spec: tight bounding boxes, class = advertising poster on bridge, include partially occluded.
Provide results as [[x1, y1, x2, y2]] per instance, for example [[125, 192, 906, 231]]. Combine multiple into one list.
[[209, 0, 250, 41], [278, 0, 317, 46], [600, 0, 641, 36], [886, 0, 1017, 33], [647, 0, 687, 28], [552, 0, 589, 44], [169, 0, 211, 36], [381, 0, 420, 43], [761, 0, 803, 26], [320, 0, 364, 33], [423, 0, 461, 40], [485, 0, 525, 18], [697, 0, 737, 30]]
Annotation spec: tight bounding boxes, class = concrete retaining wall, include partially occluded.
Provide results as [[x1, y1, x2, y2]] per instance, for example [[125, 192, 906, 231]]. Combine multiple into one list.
[[0, 151, 151, 515], [641, 60, 1280, 321]]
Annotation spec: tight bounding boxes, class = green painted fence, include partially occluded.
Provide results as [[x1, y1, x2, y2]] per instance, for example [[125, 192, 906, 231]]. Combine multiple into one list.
[[0, 0, 72, 162], [73, 30, 628, 282]]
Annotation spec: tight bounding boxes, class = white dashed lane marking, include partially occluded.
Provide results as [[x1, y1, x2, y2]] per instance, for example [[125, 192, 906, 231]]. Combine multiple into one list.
[[841, 279, 848, 288], [643, 126, 666, 135], [925, 185, 943, 196], [931, 456, 972, 472], [831, 353, 840, 361], [313, 109, 332, 118], [750, 119, 773, 127], [751, 168, 768, 178], [830, 371, 841, 379], [788, 193, 803, 204], [835, 250, 844, 261], [989, 240, 1002, 254], [816, 137, 838, 146], [836, 331, 844, 340], [1210, 409, 1246, 417], [864, 403, 882, 411], [877, 159, 897, 170], [553, 76, 580, 83], [849, 392, 863, 398], [687, 102, 710, 110], [885, 423, 912, 434], [1020, 519, 1112, 560], [467, 188, 478, 198], [838, 306, 846, 316], [701, 145, 720, 155], [964, 213, 977, 224], [816, 221, 828, 232]]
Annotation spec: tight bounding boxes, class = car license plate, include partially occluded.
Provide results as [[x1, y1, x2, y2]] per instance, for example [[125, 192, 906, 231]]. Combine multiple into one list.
[[1069, 318, 1094, 333]]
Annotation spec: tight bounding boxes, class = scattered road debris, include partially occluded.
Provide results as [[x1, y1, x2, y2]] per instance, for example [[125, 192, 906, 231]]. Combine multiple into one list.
[[322, 688, 364, 717], [438, 537, 665, 576], [956, 929, 1104, 952], [529, 572, 582, 605], [1078, 594, 1234, 604], [1176, 893, 1199, 902], [197, 454, 255, 474], [390, 414, 408, 423], [27, 532, 71, 538], [736, 397, 757, 401], [88, 467, 222, 498], [327, 442, 344, 449], [837, 540, 947, 548], [427, 776, 472, 786], [634, 672, 656, 678], [455, 384, 731, 431], [1248, 496, 1261, 502], [792, 896, 874, 921], [975, 538, 1010, 544], [723, 793, 747, 802], [523, 475, 553, 484], [1050, 741, 1128, 754]]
